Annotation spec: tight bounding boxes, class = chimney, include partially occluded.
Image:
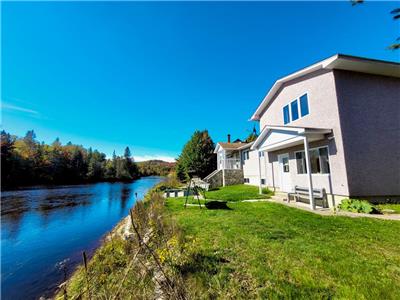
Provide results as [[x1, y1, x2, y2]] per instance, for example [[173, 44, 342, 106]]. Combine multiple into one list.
[[227, 134, 231, 143]]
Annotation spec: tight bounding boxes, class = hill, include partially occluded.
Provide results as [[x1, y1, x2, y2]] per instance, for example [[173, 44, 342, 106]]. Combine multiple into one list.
[[137, 159, 175, 176]]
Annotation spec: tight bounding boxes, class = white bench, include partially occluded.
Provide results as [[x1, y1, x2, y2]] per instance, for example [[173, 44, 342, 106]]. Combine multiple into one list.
[[288, 186, 328, 208]]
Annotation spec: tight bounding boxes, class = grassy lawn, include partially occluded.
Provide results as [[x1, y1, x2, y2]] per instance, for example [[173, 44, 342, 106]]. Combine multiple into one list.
[[205, 184, 273, 202], [166, 198, 400, 299], [376, 204, 400, 214]]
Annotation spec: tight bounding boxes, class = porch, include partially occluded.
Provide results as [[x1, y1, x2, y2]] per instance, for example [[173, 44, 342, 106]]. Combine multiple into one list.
[[252, 125, 333, 210], [217, 150, 242, 170]]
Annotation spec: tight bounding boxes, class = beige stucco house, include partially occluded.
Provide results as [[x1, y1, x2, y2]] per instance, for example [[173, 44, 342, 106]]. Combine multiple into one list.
[[206, 54, 400, 209]]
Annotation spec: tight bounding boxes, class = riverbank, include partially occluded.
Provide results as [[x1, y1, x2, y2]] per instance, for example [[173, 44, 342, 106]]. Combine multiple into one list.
[[1, 177, 164, 300], [55, 181, 187, 299], [60, 182, 400, 299]]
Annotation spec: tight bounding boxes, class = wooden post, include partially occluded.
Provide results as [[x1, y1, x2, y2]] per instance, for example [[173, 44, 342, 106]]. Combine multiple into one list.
[[303, 136, 315, 210], [129, 208, 141, 247], [82, 251, 91, 300]]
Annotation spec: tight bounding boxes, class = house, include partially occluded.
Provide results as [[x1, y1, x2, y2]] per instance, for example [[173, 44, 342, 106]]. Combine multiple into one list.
[[205, 54, 400, 209]]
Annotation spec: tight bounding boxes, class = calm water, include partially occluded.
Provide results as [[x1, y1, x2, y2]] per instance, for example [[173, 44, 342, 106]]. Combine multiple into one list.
[[1, 176, 164, 300]]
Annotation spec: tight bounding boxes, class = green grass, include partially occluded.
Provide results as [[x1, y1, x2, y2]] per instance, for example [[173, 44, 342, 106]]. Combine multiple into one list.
[[205, 184, 273, 202], [376, 204, 400, 214], [166, 198, 400, 299]]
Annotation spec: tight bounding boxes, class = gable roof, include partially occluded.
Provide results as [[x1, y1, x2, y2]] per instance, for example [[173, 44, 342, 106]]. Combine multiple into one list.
[[251, 125, 332, 150], [214, 142, 252, 153], [250, 54, 400, 121]]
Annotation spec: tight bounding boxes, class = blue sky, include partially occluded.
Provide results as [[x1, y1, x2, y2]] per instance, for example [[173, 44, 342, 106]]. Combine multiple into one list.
[[2, 1, 399, 161]]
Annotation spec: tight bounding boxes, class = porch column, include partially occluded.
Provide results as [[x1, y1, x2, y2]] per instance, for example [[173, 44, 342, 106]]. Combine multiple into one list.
[[222, 150, 226, 187], [258, 150, 262, 194], [303, 136, 315, 210]]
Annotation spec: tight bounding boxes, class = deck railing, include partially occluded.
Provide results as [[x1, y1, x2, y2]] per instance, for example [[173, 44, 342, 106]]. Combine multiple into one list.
[[221, 158, 241, 170]]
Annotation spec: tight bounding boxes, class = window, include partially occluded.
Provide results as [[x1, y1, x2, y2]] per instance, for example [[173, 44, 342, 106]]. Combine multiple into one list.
[[300, 94, 309, 117], [243, 151, 249, 161], [282, 157, 289, 172], [283, 105, 290, 124], [295, 147, 330, 174], [261, 179, 266, 185], [283, 93, 310, 124], [319, 147, 330, 173], [259, 151, 264, 158], [244, 178, 250, 183], [296, 151, 307, 174], [290, 100, 299, 121]]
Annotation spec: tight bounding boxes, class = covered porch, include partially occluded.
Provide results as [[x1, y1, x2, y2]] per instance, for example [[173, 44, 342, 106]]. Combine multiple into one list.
[[217, 150, 241, 170], [252, 125, 333, 210]]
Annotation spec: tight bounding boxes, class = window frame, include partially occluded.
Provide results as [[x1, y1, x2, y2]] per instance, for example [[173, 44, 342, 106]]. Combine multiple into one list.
[[282, 93, 310, 124], [242, 150, 250, 161], [290, 99, 300, 121], [283, 105, 290, 124], [299, 93, 310, 117], [294, 146, 330, 175]]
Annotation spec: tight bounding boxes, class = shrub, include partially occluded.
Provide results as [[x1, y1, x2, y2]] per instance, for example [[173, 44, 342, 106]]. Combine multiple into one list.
[[262, 187, 273, 195], [338, 199, 375, 214]]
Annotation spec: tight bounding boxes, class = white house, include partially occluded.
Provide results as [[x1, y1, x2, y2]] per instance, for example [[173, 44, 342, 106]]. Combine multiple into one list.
[[204, 54, 400, 209]]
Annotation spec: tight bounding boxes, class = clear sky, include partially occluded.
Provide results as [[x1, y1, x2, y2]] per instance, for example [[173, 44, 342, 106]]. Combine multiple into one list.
[[2, 1, 399, 161]]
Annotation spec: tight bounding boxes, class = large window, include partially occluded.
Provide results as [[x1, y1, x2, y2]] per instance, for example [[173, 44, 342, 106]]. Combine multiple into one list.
[[291, 100, 299, 121], [283, 105, 290, 124], [295, 147, 330, 174], [300, 94, 309, 117]]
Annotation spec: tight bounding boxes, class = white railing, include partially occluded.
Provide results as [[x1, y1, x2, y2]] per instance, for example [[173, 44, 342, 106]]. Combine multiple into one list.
[[222, 158, 241, 170]]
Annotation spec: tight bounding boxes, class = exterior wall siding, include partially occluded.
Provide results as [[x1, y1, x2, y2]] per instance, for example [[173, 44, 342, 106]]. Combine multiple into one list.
[[334, 70, 400, 196], [242, 149, 266, 186], [258, 70, 349, 196]]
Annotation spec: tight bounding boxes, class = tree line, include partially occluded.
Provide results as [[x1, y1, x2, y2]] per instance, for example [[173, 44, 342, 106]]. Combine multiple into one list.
[[137, 160, 175, 177], [1, 130, 140, 189]]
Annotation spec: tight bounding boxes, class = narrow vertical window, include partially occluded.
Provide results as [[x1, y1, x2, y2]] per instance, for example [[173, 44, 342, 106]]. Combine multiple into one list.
[[291, 99, 299, 121], [319, 147, 330, 174], [283, 105, 290, 124], [296, 151, 307, 174], [300, 94, 309, 117]]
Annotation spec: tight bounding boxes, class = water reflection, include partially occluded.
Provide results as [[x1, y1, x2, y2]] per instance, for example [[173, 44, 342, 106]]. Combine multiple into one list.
[[1, 177, 163, 300]]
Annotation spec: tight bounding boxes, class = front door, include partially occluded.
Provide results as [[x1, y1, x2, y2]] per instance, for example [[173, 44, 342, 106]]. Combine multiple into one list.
[[278, 153, 292, 192]]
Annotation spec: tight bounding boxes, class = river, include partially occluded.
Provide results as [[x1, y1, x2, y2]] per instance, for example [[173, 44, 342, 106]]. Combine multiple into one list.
[[1, 176, 164, 300]]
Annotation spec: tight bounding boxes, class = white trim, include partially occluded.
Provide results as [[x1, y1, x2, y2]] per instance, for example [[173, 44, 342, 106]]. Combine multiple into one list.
[[251, 125, 332, 151]]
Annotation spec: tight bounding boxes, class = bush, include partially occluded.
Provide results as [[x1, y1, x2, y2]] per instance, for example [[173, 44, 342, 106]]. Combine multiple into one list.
[[338, 199, 375, 214], [262, 187, 273, 195]]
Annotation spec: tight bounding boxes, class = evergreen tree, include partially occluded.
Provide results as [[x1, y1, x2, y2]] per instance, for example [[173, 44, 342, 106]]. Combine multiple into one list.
[[176, 130, 216, 180]]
